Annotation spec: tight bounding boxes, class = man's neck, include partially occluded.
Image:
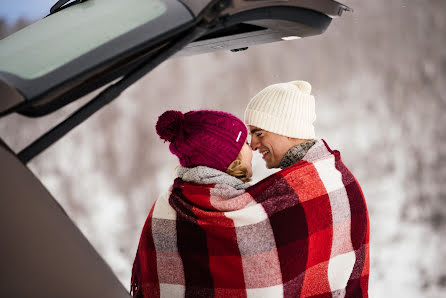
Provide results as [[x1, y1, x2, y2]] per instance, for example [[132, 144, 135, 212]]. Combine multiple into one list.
[[279, 140, 316, 169]]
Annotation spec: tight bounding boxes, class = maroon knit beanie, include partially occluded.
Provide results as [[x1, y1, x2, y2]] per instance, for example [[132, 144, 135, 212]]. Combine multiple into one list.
[[156, 110, 248, 172]]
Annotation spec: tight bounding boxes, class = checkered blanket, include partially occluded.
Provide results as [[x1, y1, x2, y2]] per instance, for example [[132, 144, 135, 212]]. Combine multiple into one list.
[[131, 140, 369, 297]]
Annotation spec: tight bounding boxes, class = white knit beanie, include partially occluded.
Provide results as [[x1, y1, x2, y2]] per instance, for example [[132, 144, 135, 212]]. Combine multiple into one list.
[[244, 80, 316, 139]]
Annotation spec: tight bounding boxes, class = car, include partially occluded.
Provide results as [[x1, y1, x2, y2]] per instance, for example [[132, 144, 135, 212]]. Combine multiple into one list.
[[0, 0, 351, 297]]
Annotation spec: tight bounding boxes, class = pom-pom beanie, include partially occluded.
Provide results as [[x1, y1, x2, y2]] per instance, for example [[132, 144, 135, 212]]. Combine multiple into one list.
[[156, 110, 247, 172], [244, 80, 316, 139]]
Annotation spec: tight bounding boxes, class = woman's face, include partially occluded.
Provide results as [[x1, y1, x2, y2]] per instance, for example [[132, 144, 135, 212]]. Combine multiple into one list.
[[239, 142, 253, 178]]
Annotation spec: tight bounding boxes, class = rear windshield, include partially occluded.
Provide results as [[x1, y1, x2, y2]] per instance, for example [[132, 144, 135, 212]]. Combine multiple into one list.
[[0, 0, 166, 79]]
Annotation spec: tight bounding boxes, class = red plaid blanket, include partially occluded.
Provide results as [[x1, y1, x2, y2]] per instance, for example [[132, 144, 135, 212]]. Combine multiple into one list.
[[131, 140, 369, 297]]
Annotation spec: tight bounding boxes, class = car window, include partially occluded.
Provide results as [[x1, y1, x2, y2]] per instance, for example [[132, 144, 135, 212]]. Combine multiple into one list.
[[0, 0, 166, 79]]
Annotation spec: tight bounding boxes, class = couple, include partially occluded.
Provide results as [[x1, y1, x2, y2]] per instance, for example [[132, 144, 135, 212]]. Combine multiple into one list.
[[131, 81, 369, 297]]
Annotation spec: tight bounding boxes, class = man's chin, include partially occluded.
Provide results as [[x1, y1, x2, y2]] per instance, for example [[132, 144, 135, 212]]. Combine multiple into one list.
[[265, 161, 275, 169]]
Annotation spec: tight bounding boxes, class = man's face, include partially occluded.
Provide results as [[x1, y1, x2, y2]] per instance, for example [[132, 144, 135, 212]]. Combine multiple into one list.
[[248, 125, 294, 169]]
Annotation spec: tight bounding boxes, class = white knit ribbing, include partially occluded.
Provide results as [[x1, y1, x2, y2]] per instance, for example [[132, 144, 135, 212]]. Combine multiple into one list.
[[244, 80, 316, 139]]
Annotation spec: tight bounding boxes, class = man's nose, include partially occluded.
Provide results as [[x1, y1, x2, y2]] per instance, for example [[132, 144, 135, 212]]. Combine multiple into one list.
[[250, 138, 260, 151]]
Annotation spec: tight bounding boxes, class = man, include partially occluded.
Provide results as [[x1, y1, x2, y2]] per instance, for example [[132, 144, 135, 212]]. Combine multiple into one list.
[[244, 80, 370, 297], [245, 80, 317, 169]]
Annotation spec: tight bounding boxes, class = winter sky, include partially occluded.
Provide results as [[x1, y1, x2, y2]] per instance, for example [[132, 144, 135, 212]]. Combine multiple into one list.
[[1, 0, 56, 24]]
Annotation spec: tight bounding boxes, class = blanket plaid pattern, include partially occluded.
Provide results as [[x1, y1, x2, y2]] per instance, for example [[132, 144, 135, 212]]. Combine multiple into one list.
[[131, 140, 369, 297]]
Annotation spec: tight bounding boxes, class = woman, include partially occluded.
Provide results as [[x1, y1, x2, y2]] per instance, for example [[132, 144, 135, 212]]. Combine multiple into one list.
[[131, 109, 253, 297]]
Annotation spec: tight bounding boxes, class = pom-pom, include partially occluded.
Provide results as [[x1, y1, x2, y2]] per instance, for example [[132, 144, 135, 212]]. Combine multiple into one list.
[[291, 80, 312, 94], [156, 110, 184, 142]]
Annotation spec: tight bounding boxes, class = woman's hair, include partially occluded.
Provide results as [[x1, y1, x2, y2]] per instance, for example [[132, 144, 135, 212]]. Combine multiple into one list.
[[226, 155, 251, 183]]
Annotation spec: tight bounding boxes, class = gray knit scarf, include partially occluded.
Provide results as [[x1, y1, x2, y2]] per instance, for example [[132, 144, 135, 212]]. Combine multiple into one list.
[[279, 139, 317, 169], [176, 166, 250, 190]]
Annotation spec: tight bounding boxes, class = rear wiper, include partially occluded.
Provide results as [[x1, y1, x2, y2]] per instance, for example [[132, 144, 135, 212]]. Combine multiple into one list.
[[50, 0, 89, 15]]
